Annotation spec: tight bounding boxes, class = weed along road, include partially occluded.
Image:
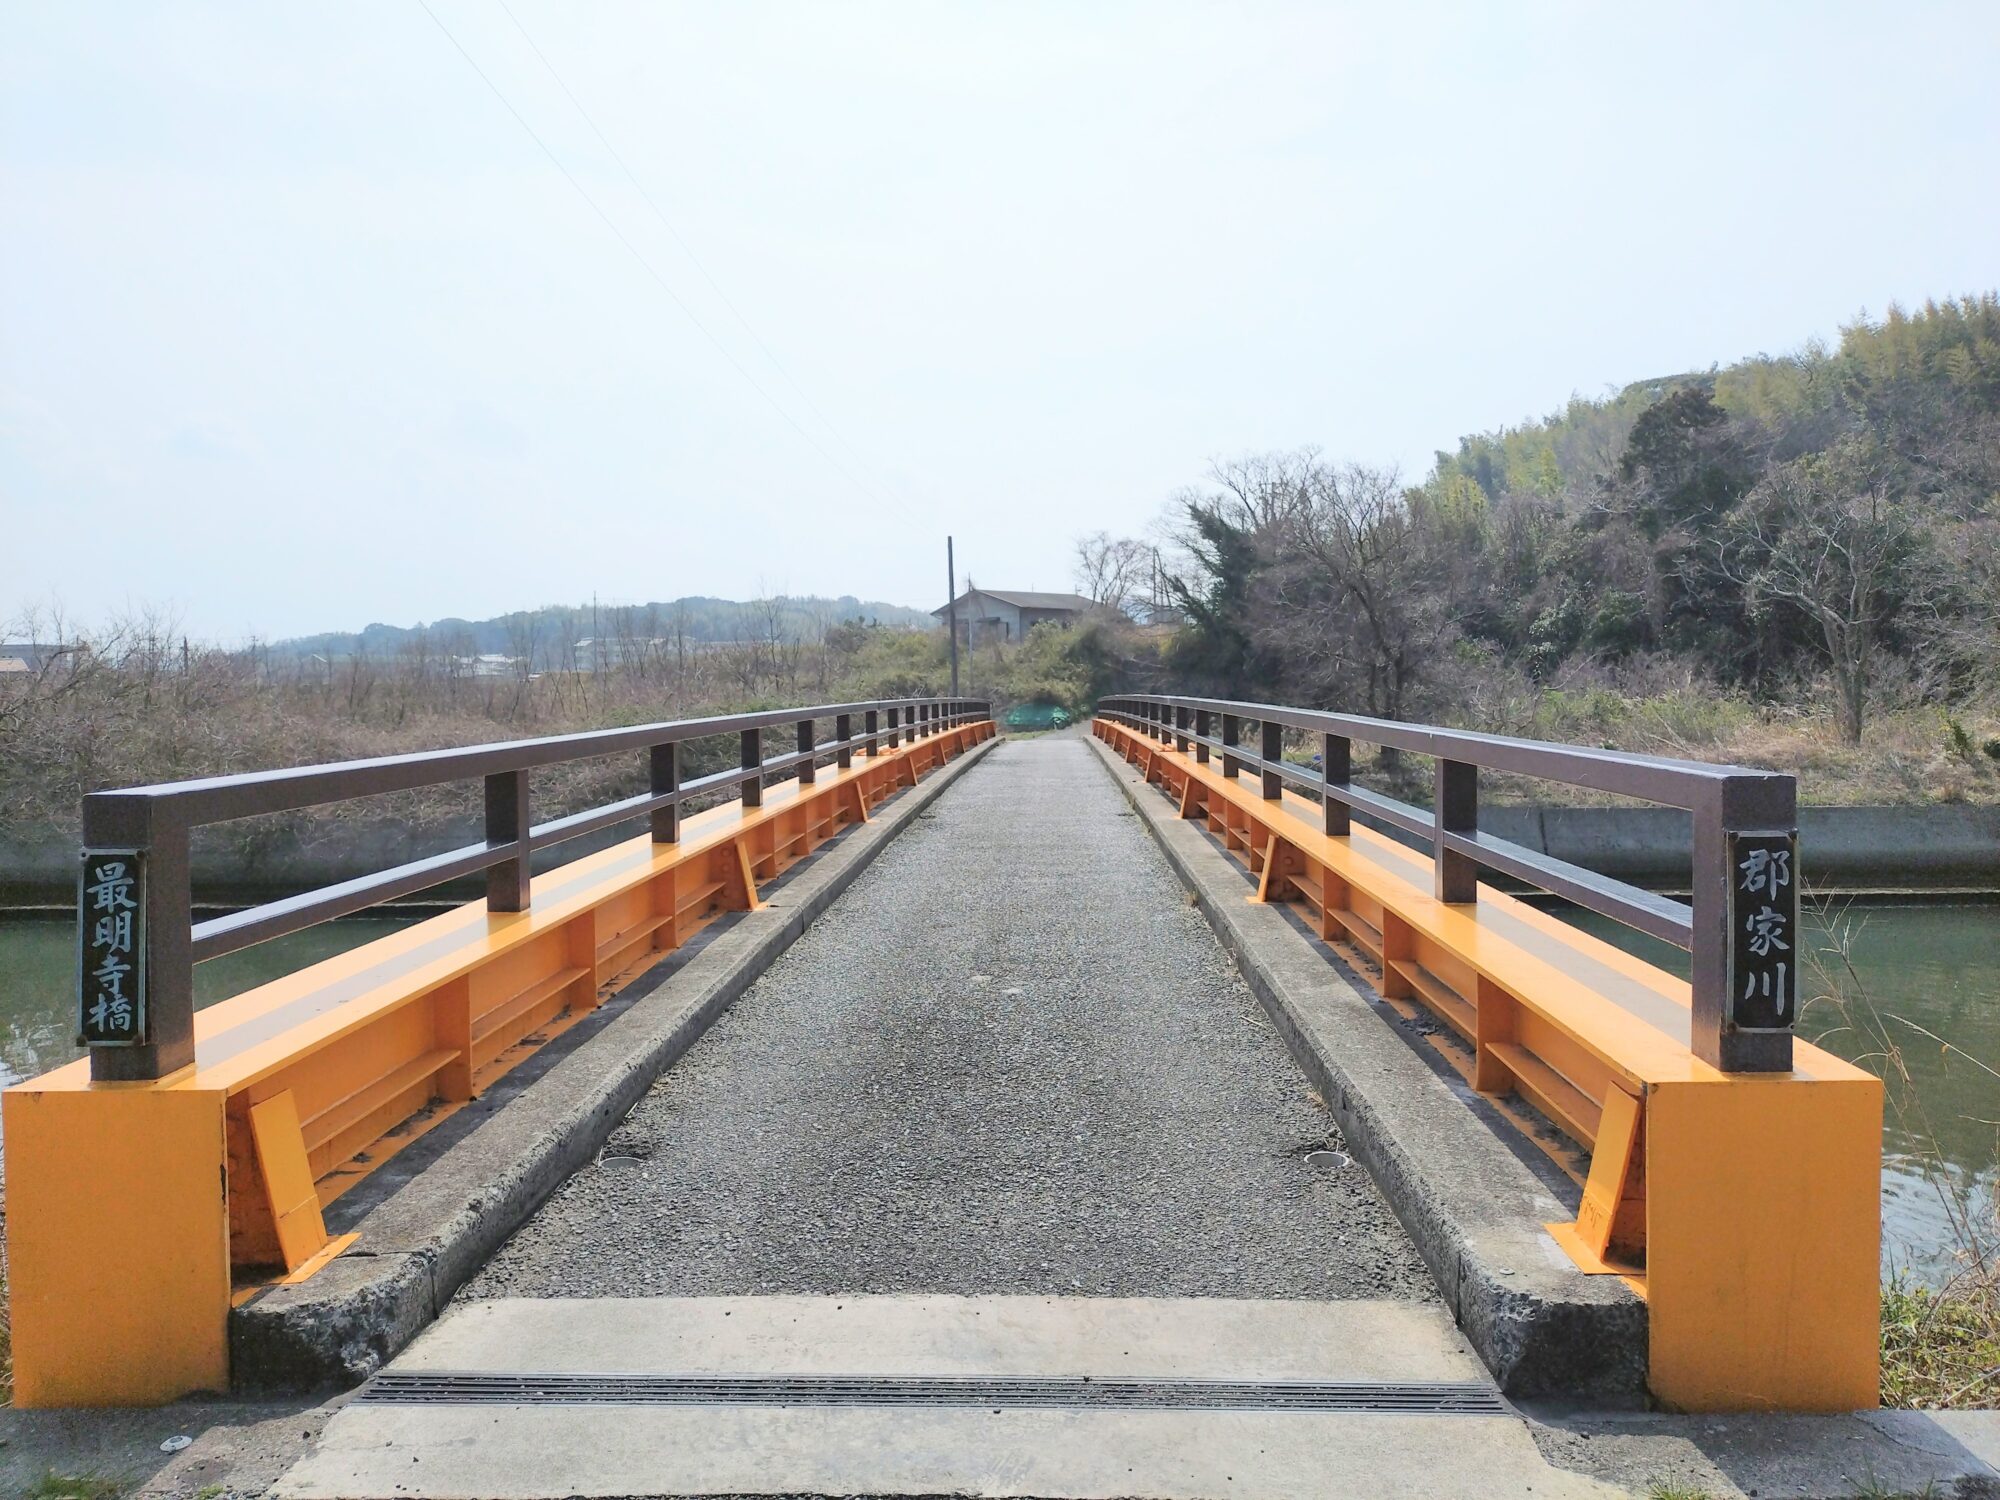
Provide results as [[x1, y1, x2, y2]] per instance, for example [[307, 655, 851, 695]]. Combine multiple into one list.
[[280, 731, 1609, 1500]]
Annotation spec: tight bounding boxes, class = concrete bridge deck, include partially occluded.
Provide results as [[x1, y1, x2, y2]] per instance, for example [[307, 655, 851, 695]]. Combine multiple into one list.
[[274, 733, 1599, 1497]]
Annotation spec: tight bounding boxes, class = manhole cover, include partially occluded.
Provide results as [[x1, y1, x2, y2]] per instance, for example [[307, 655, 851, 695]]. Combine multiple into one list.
[[1305, 1150, 1352, 1171], [600, 1155, 647, 1170]]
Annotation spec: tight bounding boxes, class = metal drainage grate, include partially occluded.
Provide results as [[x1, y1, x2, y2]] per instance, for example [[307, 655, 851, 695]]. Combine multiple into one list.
[[356, 1372, 1509, 1415]]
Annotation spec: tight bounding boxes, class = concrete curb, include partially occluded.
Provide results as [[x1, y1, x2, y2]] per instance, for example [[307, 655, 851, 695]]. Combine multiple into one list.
[[229, 735, 1003, 1393], [1085, 735, 1648, 1400]]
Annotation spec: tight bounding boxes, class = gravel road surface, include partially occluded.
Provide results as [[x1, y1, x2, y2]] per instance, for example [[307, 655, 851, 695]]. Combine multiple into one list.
[[463, 731, 1436, 1302]]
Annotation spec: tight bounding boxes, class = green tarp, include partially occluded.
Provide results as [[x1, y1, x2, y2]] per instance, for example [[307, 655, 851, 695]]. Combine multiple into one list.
[[1001, 703, 1073, 731]]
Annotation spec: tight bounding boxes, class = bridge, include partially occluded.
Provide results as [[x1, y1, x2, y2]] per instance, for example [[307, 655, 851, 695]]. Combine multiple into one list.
[[3, 696, 1901, 1496]]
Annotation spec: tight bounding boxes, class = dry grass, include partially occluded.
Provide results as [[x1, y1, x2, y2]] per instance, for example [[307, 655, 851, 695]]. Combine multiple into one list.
[[22, 1473, 128, 1499], [1433, 653, 2000, 806], [1804, 917, 2000, 1408], [7, 621, 1996, 844], [0, 627, 942, 847], [1881, 1277, 2000, 1408]]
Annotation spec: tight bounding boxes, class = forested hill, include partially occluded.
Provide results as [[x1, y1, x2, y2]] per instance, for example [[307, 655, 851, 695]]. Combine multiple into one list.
[[269, 595, 934, 664], [1431, 295, 2000, 513], [1418, 295, 2000, 731], [1167, 293, 2000, 750]]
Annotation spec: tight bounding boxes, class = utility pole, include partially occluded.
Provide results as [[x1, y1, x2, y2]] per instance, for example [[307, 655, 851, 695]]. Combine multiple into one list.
[[946, 536, 961, 697]]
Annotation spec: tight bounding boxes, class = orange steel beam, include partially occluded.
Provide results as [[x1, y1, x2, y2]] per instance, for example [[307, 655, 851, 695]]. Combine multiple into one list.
[[4, 719, 995, 1408], [1093, 715, 1880, 1413]]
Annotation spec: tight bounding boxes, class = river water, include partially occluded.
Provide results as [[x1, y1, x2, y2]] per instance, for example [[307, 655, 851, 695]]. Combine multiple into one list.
[[1562, 901, 1997, 1285], [0, 903, 1993, 1282]]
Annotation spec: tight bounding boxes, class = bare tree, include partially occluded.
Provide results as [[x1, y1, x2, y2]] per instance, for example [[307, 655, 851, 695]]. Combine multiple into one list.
[[1266, 462, 1468, 732], [666, 599, 692, 701], [1716, 437, 1934, 743], [1205, 449, 1319, 532], [502, 612, 540, 719], [748, 593, 803, 694], [1073, 531, 1148, 614]]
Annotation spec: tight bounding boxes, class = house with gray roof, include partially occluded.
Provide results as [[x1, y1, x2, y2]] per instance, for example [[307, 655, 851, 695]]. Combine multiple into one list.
[[932, 588, 1099, 645]]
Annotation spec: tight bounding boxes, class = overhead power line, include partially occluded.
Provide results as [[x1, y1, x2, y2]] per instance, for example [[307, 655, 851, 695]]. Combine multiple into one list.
[[493, 0, 900, 495], [413, 0, 924, 526]]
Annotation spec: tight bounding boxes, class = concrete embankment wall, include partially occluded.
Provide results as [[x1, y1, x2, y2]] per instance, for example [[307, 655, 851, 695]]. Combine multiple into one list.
[[6, 803, 1997, 906], [0, 816, 614, 907], [1337, 803, 2000, 896], [1486, 804, 2000, 893]]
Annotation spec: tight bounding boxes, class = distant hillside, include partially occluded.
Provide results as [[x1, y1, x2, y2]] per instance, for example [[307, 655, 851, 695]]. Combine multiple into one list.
[[268, 595, 934, 667]]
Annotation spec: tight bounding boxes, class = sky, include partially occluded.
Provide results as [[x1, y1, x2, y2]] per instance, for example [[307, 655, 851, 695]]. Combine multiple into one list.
[[4, 2, 1997, 643]]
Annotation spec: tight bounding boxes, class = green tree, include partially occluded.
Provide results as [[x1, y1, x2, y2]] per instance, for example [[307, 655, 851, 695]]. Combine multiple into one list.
[[1164, 499, 1270, 691]]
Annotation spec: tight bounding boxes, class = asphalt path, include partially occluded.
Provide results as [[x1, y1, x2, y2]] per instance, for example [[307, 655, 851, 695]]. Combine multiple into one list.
[[463, 731, 1436, 1303]]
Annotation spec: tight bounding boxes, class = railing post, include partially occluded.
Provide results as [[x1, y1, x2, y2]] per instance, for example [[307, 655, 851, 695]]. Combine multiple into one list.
[[740, 727, 763, 808], [1194, 709, 1211, 764], [1434, 759, 1477, 904], [1174, 705, 1189, 752], [1221, 713, 1240, 778], [887, 706, 901, 749], [1321, 732, 1350, 836], [1693, 775, 1798, 1072], [865, 708, 880, 756], [649, 741, 679, 843], [80, 794, 193, 1082], [1260, 719, 1283, 800], [797, 717, 816, 784], [486, 769, 531, 912], [836, 713, 853, 769]]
